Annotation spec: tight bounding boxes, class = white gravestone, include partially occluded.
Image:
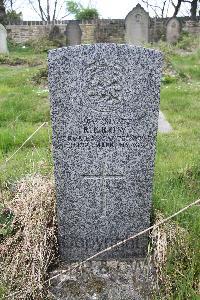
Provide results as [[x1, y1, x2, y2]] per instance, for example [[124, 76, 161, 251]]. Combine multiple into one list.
[[125, 4, 149, 46], [166, 17, 181, 44], [0, 24, 8, 54]]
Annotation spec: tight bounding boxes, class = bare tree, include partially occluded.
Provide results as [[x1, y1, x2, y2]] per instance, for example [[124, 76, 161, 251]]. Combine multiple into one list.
[[141, 0, 167, 17], [172, 0, 182, 16], [190, 0, 198, 20], [46, 0, 50, 22], [4, 0, 20, 11], [172, 0, 199, 19], [141, 0, 178, 17], [141, 0, 199, 19], [27, 0, 61, 22], [7, 0, 15, 9], [52, 0, 58, 21]]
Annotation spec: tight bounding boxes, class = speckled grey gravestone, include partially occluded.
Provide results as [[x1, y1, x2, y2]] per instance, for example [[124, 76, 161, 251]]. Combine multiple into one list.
[[125, 4, 149, 45], [65, 21, 82, 46], [48, 43, 162, 262], [0, 24, 8, 54], [166, 17, 181, 44]]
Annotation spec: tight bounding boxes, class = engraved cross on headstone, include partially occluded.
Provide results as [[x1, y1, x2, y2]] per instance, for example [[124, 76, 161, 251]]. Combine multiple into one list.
[[82, 162, 124, 217]]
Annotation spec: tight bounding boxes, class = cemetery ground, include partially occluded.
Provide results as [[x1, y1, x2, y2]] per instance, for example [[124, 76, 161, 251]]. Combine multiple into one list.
[[0, 38, 200, 299]]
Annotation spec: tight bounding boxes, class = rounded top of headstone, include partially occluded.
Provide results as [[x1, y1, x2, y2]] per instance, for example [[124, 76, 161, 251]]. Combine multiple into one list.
[[166, 17, 181, 26], [48, 43, 163, 115], [66, 20, 80, 27], [125, 4, 149, 22], [65, 21, 82, 34]]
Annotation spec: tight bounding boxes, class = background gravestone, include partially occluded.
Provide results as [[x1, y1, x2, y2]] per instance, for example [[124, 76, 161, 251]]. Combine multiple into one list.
[[65, 21, 82, 46], [125, 4, 149, 45], [48, 43, 163, 262], [49, 25, 65, 47], [0, 24, 8, 53], [166, 17, 181, 44]]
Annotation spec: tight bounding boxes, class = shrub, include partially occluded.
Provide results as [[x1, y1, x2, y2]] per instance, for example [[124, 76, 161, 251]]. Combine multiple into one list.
[[176, 33, 200, 51], [66, 0, 99, 20], [31, 66, 48, 85], [7, 37, 18, 49], [6, 10, 22, 23], [0, 54, 42, 66], [25, 37, 56, 53], [161, 74, 177, 84], [76, 7, 99, 20]]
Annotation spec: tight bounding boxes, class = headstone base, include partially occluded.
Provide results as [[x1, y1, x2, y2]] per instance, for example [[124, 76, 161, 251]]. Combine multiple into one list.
[[49, 259, 158, 299]]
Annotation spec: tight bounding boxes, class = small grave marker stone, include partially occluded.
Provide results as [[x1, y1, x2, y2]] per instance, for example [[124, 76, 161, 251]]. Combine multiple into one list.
[[65, 21, 82, 46], [166, 17, 181, 43], [48, 43, 163, 262]]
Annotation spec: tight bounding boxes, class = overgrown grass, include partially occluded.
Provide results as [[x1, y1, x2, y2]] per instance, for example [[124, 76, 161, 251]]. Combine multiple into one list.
[[172, 50, 200, 81], [0, 43, 46, 66], [153, 41, 200, 298], [0, 49, 52, 187], [0, 39, 199, 299]]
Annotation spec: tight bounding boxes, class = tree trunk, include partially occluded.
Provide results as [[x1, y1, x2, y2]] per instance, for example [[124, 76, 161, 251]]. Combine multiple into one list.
[[0, 0, 7, 25], [52, 0, 58, 21], [190, 0, 198, 20], [38, 0, 46, 21], [47, 0, 50, 22], [173, 0, 183, 17]]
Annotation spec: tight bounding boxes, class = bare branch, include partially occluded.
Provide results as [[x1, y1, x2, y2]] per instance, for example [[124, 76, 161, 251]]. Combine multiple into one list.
[[46, 0, 50, 22], [173, 0, 183, 16], [27, 0, 45, 20], [52, 0, 58, 21], [165, 0, 171, 17], [60, 12, 71, 20], [38, 0, 47, 20], [141, 0, 161, 17], [161, 0, 167, 17]]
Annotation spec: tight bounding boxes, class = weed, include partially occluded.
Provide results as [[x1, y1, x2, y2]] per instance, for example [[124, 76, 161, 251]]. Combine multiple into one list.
[[0, 175, 57, 300], [31, 65, 48, 85], [0, 54, 43, 67], [152, 212, 200, 299], [25, 37, 57, 53]]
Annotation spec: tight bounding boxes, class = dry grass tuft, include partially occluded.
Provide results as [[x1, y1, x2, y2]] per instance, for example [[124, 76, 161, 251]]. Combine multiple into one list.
[[0, 174, 57, 300], [151, 211, 193, 298], [151, 212, 168, 285], [0, 176, 198, 299]]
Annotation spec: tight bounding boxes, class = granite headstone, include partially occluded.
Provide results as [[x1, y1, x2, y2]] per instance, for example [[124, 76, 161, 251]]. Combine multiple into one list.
[[65, 21, 82, 46], [125, 4, 149, 45], [166, 17, 181, 44], [0, 24, 8, 54], [48, 44, 163, 262]]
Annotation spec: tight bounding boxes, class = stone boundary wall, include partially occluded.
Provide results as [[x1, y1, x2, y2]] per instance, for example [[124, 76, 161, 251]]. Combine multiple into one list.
[[6, 18, 200, 44], [6, 23, 97, 44]]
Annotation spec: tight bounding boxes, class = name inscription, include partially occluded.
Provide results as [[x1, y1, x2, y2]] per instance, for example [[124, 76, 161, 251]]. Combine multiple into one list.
[[64, 118, 149, 149]]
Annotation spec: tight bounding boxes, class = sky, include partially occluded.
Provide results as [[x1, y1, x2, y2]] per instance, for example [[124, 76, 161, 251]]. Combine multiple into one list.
[[11, 0, 192, 21]]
